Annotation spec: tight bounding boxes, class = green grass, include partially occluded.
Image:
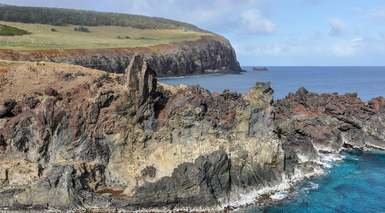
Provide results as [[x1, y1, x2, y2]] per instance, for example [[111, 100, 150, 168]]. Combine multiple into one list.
[[0, 21, 211, 50], [0, 24, 30, 36], [0, 4, 203, 31], [0, 4, 213, 50]]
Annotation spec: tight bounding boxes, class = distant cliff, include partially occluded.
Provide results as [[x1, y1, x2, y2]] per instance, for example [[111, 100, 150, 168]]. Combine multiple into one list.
[[0, 5, 242, 76], [0, 36, 242, 76]]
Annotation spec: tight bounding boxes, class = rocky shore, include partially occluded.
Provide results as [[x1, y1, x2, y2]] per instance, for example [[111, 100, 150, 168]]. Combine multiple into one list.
[[0, 59, 385, 212], [0, 36, 242, 76]]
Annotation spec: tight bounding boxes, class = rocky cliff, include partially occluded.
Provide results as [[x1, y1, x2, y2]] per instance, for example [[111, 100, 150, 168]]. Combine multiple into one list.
[[0, 36, 242, 76], [0, 60, 384, 212]]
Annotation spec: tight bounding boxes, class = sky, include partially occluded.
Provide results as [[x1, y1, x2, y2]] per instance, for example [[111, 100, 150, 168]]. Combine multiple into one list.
[[1, 0, 385, 66]]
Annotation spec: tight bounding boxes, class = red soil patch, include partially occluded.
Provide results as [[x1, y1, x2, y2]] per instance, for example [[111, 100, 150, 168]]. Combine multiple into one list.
[[0, 68, 8, 75]]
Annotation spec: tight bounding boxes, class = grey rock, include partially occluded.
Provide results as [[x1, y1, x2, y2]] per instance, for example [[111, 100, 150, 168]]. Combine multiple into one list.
[[125, 55, 157, 105], [131, 150, 231, 208]]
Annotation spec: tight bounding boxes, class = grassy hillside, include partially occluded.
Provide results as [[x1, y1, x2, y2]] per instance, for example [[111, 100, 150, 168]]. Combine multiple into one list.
[[0, 4, 202, 31], [0, 5, 212, 50], [0, 21, 210, 50]]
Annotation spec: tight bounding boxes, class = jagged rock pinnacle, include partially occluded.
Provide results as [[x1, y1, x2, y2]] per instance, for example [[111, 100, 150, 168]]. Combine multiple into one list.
[[125, 54, 157, 105]]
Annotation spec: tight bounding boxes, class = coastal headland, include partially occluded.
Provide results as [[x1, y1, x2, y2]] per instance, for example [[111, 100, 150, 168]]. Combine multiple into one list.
[[0, 4, 384, 212]]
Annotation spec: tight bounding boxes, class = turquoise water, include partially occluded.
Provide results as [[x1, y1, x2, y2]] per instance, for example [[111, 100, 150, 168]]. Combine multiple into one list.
[[160, 67, 385, 101], [160, 67, 385, 212], [249, 151, 385, 213]]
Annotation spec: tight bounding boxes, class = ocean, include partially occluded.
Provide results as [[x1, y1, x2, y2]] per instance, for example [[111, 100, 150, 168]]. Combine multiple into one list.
[[251, 151, 385, 213], [160, 67, 385, 212], [160, 66, 385, 101]]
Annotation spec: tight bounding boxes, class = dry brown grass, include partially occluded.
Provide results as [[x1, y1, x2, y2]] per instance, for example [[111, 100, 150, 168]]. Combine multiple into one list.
[[0, 60, 122, 103]]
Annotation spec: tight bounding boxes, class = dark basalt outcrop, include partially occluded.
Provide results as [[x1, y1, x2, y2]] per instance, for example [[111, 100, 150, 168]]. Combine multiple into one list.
[[0, 36, 242, 76], [0, 60, 385, 211]]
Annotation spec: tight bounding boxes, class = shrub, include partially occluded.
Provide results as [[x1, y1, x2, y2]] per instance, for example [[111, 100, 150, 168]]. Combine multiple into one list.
[[74, 26, 90, 32]]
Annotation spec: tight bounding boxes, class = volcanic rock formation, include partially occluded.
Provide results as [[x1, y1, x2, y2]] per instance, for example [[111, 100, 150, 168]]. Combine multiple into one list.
[[0, 60, 384, 211]]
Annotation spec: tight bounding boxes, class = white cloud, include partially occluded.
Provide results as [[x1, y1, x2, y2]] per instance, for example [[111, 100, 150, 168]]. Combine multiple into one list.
[[332, 38, 364, 57], [329, 18, 345, 36], [123, 0, 275, 35], [240, 9, 276, 34], [234, 34, 368, 61]]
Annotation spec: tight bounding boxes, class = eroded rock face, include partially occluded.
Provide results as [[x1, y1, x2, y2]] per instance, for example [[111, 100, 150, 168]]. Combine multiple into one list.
[[126, 54, 157, 105], [273, 89, 385, 178], [125, 55, 160, 129], [1, 61, 385, 211], [130, 150, 231, 208]]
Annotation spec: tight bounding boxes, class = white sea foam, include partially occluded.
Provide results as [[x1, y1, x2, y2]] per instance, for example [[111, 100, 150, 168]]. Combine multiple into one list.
[[317, 152, 344, 169], [221, 151, 344, 210], [303, 181, 319, 191], [222, 167, 324, 209], [128, 150, 345, 212], [270, 191, 288, 201], [222, 174, 293, 208]]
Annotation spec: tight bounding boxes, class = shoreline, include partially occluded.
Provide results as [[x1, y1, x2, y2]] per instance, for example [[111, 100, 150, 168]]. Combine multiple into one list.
[[238, 148, 385, 212]]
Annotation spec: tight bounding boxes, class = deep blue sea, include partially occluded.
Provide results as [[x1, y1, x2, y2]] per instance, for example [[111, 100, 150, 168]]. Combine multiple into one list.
[[160, 66, 385, 101], [160, 67, 385, 212]]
